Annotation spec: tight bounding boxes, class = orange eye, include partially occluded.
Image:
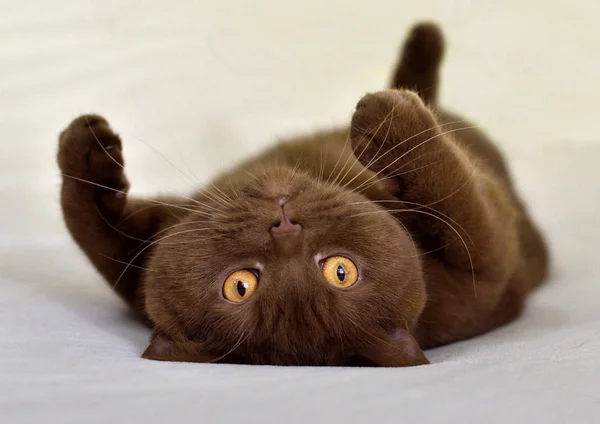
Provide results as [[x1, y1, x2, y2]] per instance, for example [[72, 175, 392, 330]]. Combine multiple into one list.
[[322, 256, 359, 288], [223, 270, 258, 303]]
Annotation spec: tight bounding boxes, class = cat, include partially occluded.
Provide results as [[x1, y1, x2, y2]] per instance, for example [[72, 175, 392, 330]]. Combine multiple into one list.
[[57, 22, 549, 366]]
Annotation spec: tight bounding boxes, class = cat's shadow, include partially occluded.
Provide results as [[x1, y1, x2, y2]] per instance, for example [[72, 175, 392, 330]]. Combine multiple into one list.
[[0, 242, 150, 353]]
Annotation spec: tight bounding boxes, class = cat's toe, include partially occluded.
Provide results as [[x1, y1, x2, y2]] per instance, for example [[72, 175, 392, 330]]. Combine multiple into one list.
[[352, 89, 432, 138], [58, 114, 128, 192]]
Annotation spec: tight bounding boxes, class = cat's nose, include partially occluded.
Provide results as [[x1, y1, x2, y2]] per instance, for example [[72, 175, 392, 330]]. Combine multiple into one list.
[[270, 213, 302, 235]]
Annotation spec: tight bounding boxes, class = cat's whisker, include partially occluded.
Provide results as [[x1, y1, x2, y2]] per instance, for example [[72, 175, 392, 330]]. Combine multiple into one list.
[[128, 133, 198, 187], [354, 159, 445, 195], [336, 102, 400, 186], [227, 178, 241, 200], [153, 230, 223, 245], [359, 158, 446, 193], [330, 137, 358, 186], [61, 174, 127, 194], [349, 144, 445, 195], [332, 103, 400, 187], [84, 115, 125, 170], [176, 155, 234, 213], [109, 136, 224, 213], [414, 85, 436, 99], [190, 199, 225, 214], [343, 312, 402, 352], [97, 252, 154, 272], [129, 232, 225, 255], [415, 165, 479, 211], [94, 204, 152, 243], [349, 199, 474, 245], [153, 193, 222, 215], [348, 151, 444, 195], [357, 160, 480, 239], [210, 184, 237, 209], [343, 120, 469, 191], [395, 211, 418, 262], [207, 181, 244, 210], [134, 220, 214, 248], [208, 326, 251, 364], [179, 151, 203, 186], [158, 234, 228, 245], [353, 125, 478, 193], [402, 243, 449, 258], [213, 182, 240, 206], [119, 203, 156, 223], [348, 120, 471, 193], [196, 190, 231, 213], [365, 120, 470, 167], [291, 156, 306, 178], [325, 132, 351, 185], [349, 207, 477, 297], [318, 143, 329, 181], [61, 174, 214, 218], [318, 148, 323, 180], [113, 229, 228, 290], [199, 189, 231, 211], [243, 170, 259, 183]]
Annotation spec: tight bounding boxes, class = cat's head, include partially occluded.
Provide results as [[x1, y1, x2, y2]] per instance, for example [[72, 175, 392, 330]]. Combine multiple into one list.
[[142, 166, 428, 366]]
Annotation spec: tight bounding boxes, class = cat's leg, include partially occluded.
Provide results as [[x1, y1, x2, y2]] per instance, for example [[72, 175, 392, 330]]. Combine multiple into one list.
[[389, 22, 444, 105], [350, 90, 520, 283], [350, 90, 529, 345], [57, 115, 183, 318]]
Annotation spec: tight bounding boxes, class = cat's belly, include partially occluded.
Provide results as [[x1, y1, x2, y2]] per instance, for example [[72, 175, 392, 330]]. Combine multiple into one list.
[[213, 127, 398, 202]]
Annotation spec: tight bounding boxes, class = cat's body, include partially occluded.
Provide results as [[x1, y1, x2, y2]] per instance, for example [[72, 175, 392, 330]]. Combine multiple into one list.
[[58, 23, 548, 366]]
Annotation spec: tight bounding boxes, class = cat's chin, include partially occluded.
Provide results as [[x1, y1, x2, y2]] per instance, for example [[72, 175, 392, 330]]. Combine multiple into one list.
[[142, 329, 429, 367]]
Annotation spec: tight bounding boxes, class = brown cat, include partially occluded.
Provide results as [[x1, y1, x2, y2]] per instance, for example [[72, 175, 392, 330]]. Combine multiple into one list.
[[57, 22, 548, 366]]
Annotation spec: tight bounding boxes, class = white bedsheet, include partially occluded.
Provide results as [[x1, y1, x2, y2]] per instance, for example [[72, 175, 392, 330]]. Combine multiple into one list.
[[1, 1, 599, 423]]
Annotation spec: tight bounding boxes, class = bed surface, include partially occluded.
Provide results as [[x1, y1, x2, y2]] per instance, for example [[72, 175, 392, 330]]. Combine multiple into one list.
[[1, 1, 599, 422]]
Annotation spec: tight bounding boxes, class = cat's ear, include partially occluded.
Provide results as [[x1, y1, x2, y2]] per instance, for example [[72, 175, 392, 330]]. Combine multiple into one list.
[[142, 330, 216, 363], [357, 328, 429, 367]]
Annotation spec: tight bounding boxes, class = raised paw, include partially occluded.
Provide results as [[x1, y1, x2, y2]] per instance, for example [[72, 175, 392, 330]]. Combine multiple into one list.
[[350, 89, 439, 173], [58, 114, 129, 211]]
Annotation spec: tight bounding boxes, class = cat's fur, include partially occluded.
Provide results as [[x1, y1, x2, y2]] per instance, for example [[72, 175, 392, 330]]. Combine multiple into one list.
[[57, 22, 548, 366]]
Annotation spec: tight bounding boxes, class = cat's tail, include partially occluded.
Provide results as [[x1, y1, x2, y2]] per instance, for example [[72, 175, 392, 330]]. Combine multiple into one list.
[[390, 22, 445, 105]]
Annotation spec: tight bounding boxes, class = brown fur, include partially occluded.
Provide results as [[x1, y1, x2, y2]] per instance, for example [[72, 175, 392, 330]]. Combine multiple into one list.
[[57, 22, 548, 366]]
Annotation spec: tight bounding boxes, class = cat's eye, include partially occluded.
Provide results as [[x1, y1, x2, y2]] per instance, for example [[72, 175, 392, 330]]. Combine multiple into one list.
[[321, 256, 359, 289], [223, 270, 259, 303]]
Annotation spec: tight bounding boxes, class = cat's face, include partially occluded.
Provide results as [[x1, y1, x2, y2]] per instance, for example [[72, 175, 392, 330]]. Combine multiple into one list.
[[143, 166, 428, 366]]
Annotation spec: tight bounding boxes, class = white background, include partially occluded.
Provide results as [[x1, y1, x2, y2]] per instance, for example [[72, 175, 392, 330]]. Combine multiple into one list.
[[1, 1, 599, 423]]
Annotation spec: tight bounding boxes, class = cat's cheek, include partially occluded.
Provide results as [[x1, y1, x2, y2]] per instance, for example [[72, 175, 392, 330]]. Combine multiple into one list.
[[142, 331, 216, 363]]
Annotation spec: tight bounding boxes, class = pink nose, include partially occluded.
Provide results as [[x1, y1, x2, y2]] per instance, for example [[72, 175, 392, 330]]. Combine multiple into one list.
[[270, 213, 302, 235]]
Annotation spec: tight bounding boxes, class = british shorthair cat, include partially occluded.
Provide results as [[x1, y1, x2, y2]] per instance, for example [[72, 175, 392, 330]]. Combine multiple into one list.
[[57, 22, 548, 366]]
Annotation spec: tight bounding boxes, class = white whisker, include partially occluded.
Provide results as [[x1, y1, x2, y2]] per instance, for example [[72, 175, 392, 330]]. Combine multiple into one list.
[[349, 207, 477, 297]]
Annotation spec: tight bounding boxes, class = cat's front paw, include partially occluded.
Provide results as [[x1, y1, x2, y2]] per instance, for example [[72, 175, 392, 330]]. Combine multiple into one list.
[[350, 90, 438, 173], [58, 114, 129, 210]]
